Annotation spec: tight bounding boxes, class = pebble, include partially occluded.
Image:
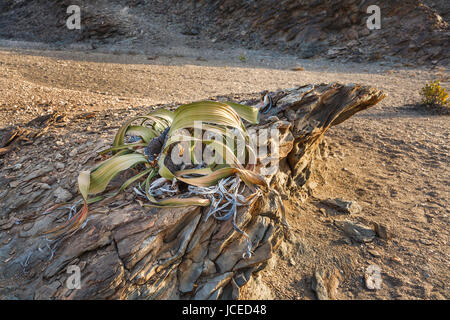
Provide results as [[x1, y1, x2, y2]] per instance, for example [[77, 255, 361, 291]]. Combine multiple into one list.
[[327, 270, 341, 300], [323, 198, 361, 215], [40, 176, 49, 182], [9, 181, 20, 188], [37, 183, 51, 190], [55, 162, 65, 170], [365, 265, 382, 290], [368, 249, 381, 258], [372, 222, 390, 240], [419, 239, 433, 246], [22, 222, 34, 232], [54, 187, 73, 203], [312, 271, 329, 300], [391, 256, 402, 264], [334, 220, 375, 243], [343, 237, 352, 245], [69, 148, 78, 157]]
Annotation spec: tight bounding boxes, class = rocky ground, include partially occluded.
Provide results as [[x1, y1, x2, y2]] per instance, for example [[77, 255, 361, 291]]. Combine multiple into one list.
[[0, 0, 449, 302], [0, 44, 448, 299], [0, 0, 449, 65]]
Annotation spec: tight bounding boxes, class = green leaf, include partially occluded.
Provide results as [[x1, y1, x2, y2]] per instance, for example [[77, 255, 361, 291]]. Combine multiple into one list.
[[87, 153, 148, 195], [112, 109, 174, 151], [225, 101, 260, 124], [126, 126, 158, 143], [169, 101, 246, 136]]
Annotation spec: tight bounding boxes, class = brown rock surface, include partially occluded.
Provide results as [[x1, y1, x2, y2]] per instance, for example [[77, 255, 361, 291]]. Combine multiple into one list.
[[0, 83, 384, 299], [0, 1, 448, 64]]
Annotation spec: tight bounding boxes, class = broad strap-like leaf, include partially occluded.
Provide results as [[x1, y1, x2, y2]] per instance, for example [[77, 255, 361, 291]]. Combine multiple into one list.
[[88, 153, 148, 195], [225, 101, 260, 124]]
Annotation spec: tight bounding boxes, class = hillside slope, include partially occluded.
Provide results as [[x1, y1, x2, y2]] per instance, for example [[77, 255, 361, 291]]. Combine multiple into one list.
[[0, 0, 448, 64]]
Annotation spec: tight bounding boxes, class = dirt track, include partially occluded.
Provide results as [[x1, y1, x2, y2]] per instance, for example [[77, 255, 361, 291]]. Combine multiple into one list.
[[0, 46, 449, 299], [1, 45, 448, 127]]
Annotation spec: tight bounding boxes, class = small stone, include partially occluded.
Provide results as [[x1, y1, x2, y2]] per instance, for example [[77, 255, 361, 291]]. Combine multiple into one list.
[[312, 271, 329, 300], [288, 258, 296, 266], [54, 187, 72, 203], [419, 239, 433, 246], [343, 237, 352, 245], [365, 265, 382, 290], [9, 181, 20, 188], [69, 148, 78, 157], [40, 176, 50, 183], [37, 183, 51, 190], [391, 256, 402, 264], [372, 222, 390, 240], [55, 162, 65, 170], [334, 220, 376, 243], [368, 249, 381, 258], [329, 275, 341, 300], [323, 198, 361, 215], [55, 152, 64, 160], [22, 222, 34, 232]]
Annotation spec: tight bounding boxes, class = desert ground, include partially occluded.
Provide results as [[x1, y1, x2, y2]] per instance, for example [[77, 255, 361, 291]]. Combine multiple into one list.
[[0, 43, 448, 299]]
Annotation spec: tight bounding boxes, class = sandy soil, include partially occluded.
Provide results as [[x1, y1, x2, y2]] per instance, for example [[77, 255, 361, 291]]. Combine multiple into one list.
[[0, 45, 449, 300]]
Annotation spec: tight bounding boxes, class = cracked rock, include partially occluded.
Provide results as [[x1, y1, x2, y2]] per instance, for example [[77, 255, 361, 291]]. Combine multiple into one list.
[[53, 187, 73, 203], [334, 220, 376, 243]]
